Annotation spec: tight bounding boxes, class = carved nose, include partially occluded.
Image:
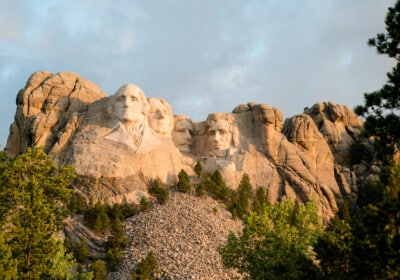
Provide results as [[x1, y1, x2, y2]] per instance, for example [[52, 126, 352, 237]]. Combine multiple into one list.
[[184, 131, 191, 140], [155, 110, 164, 119]]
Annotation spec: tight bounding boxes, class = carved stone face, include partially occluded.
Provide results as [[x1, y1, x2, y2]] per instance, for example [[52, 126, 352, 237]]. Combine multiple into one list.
[[172, 119, 193, 152], [113, 84, 144, 124], [148, 98, 172, 135], [207, 120, 232, 152]]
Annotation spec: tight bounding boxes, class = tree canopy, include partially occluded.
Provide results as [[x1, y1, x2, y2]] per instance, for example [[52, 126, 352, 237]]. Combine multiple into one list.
[[219, 199, 321, 279], [355, 0, 400, 163], [0, 148, 79, 279]]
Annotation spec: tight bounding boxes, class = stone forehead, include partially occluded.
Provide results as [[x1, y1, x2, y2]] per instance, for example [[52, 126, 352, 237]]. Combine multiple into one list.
[[149, 98, 172, 114], [209, 120, 230, 130], [174, 119, 193, 130], [115, 83, 143, 96]]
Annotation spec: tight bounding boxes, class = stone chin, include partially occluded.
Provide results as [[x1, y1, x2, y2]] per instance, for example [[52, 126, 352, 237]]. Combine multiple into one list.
[[115, 110, 143, 124], [151, 121, 172, 135], [178, 144, 191, 153]]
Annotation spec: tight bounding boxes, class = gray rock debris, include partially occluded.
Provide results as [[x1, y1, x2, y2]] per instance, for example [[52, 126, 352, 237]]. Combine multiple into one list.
[[109, 192, 243, 280]]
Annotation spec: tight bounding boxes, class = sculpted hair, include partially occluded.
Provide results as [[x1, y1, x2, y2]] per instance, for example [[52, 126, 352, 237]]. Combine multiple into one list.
[[148, 98, 173, 117]]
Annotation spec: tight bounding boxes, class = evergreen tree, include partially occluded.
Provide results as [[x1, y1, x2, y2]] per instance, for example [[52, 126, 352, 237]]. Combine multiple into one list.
[[253, 186, 268, 215], [235, 173, 253, 218], [0, 148, 76, 279], [355, 1, 400, 164], [131, 251, 158, 280], [0, 233, 18, 280], [219, 200, 321, 279], [120, 202, 138, 219], [314, 204, 354, 279], [139, 197, 151, 212], [149, 179, 169, 204], [194, 161, 203, 176], [107, 218, 128, 249], [105, 246, 123, 272], [351, 164, 400, 279], [176, 169, 191, 193], [75, 239, 90, 263], [210, 170, 230, 201], [94, 208, 110, 235], [90, 260, 107, 280]]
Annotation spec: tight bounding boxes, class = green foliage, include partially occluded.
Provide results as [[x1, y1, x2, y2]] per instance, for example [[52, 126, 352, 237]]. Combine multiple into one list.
[[42, 241, 78, 280], [349, 138, 374, 165], [176, 169, 191, 193], [68, 192, 87, 215], [229, 174, 253, 218], [139, 197, 151, 212], [90, 260, 107, 280], [149, 179, 169, 204], [84, 202, 111, 235], [252, 186, 268, 215], [194, 161, 203, 176], [195, 183, 205, 197], [74, 239, 90, 263], [107, 218, 128, 250], [0, 147, 77, 279], [120, 202, 139, 218], [209, 170, 230, 201], [351, 163, 400, 279], [219, 199, 321, 279], [0, 233, 18, 280], [104, 218, 129, 271], [315, 217, 354, 279], [131, 251, 158, 280], [106, 246, 124, 272], [354, 1, 400, 164]]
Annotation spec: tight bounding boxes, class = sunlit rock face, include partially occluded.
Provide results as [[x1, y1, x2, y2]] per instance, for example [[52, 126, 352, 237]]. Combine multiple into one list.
[[6, 71, 365, 218]]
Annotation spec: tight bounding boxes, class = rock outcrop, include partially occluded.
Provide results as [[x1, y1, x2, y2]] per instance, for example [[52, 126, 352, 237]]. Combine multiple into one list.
[[6, 71, 365, 218]]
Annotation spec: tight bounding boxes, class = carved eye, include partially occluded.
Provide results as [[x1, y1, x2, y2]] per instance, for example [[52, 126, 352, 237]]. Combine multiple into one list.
[[130, 96, 138, 102], [116, 95, 126, 102]]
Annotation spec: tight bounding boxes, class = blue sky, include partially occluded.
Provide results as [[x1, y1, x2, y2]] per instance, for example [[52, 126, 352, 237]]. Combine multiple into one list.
[[0, 0, 396, 146]]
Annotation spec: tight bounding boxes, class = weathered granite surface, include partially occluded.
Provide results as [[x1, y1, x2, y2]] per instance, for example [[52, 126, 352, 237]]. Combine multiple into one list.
[[6, 71, 365, 218]]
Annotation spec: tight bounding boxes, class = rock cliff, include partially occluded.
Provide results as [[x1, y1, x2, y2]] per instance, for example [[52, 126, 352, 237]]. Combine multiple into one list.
[[6, 71, 364, 218]]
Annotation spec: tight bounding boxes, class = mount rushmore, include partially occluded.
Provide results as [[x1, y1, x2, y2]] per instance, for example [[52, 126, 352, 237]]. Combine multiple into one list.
[[6, 71, 367, 218]]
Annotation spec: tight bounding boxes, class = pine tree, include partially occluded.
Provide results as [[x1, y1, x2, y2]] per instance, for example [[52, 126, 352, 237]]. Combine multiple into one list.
[[355, 1, 400, 164], [149, 179, 169, 204], [131, 251, 158, 280], [194, 161, 203, 176], [176, 169, 191, 193], [352, 164, 400, 279], [90, 260, 107, 280], [235, 173, 253, 218], [314, 204, 354, 279], [0, 148, 76, 279], [253, 186, 268, 215], [139, 197, 151, 212], [0, 233, 18, 280], [210, 170, 230, 201]]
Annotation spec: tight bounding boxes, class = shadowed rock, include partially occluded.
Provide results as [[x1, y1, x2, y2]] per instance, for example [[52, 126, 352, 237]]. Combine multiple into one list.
[[6, 71, 365, 218]]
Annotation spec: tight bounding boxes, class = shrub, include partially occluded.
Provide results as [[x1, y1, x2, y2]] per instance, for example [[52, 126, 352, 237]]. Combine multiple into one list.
[[149, 179, 169, 204]]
